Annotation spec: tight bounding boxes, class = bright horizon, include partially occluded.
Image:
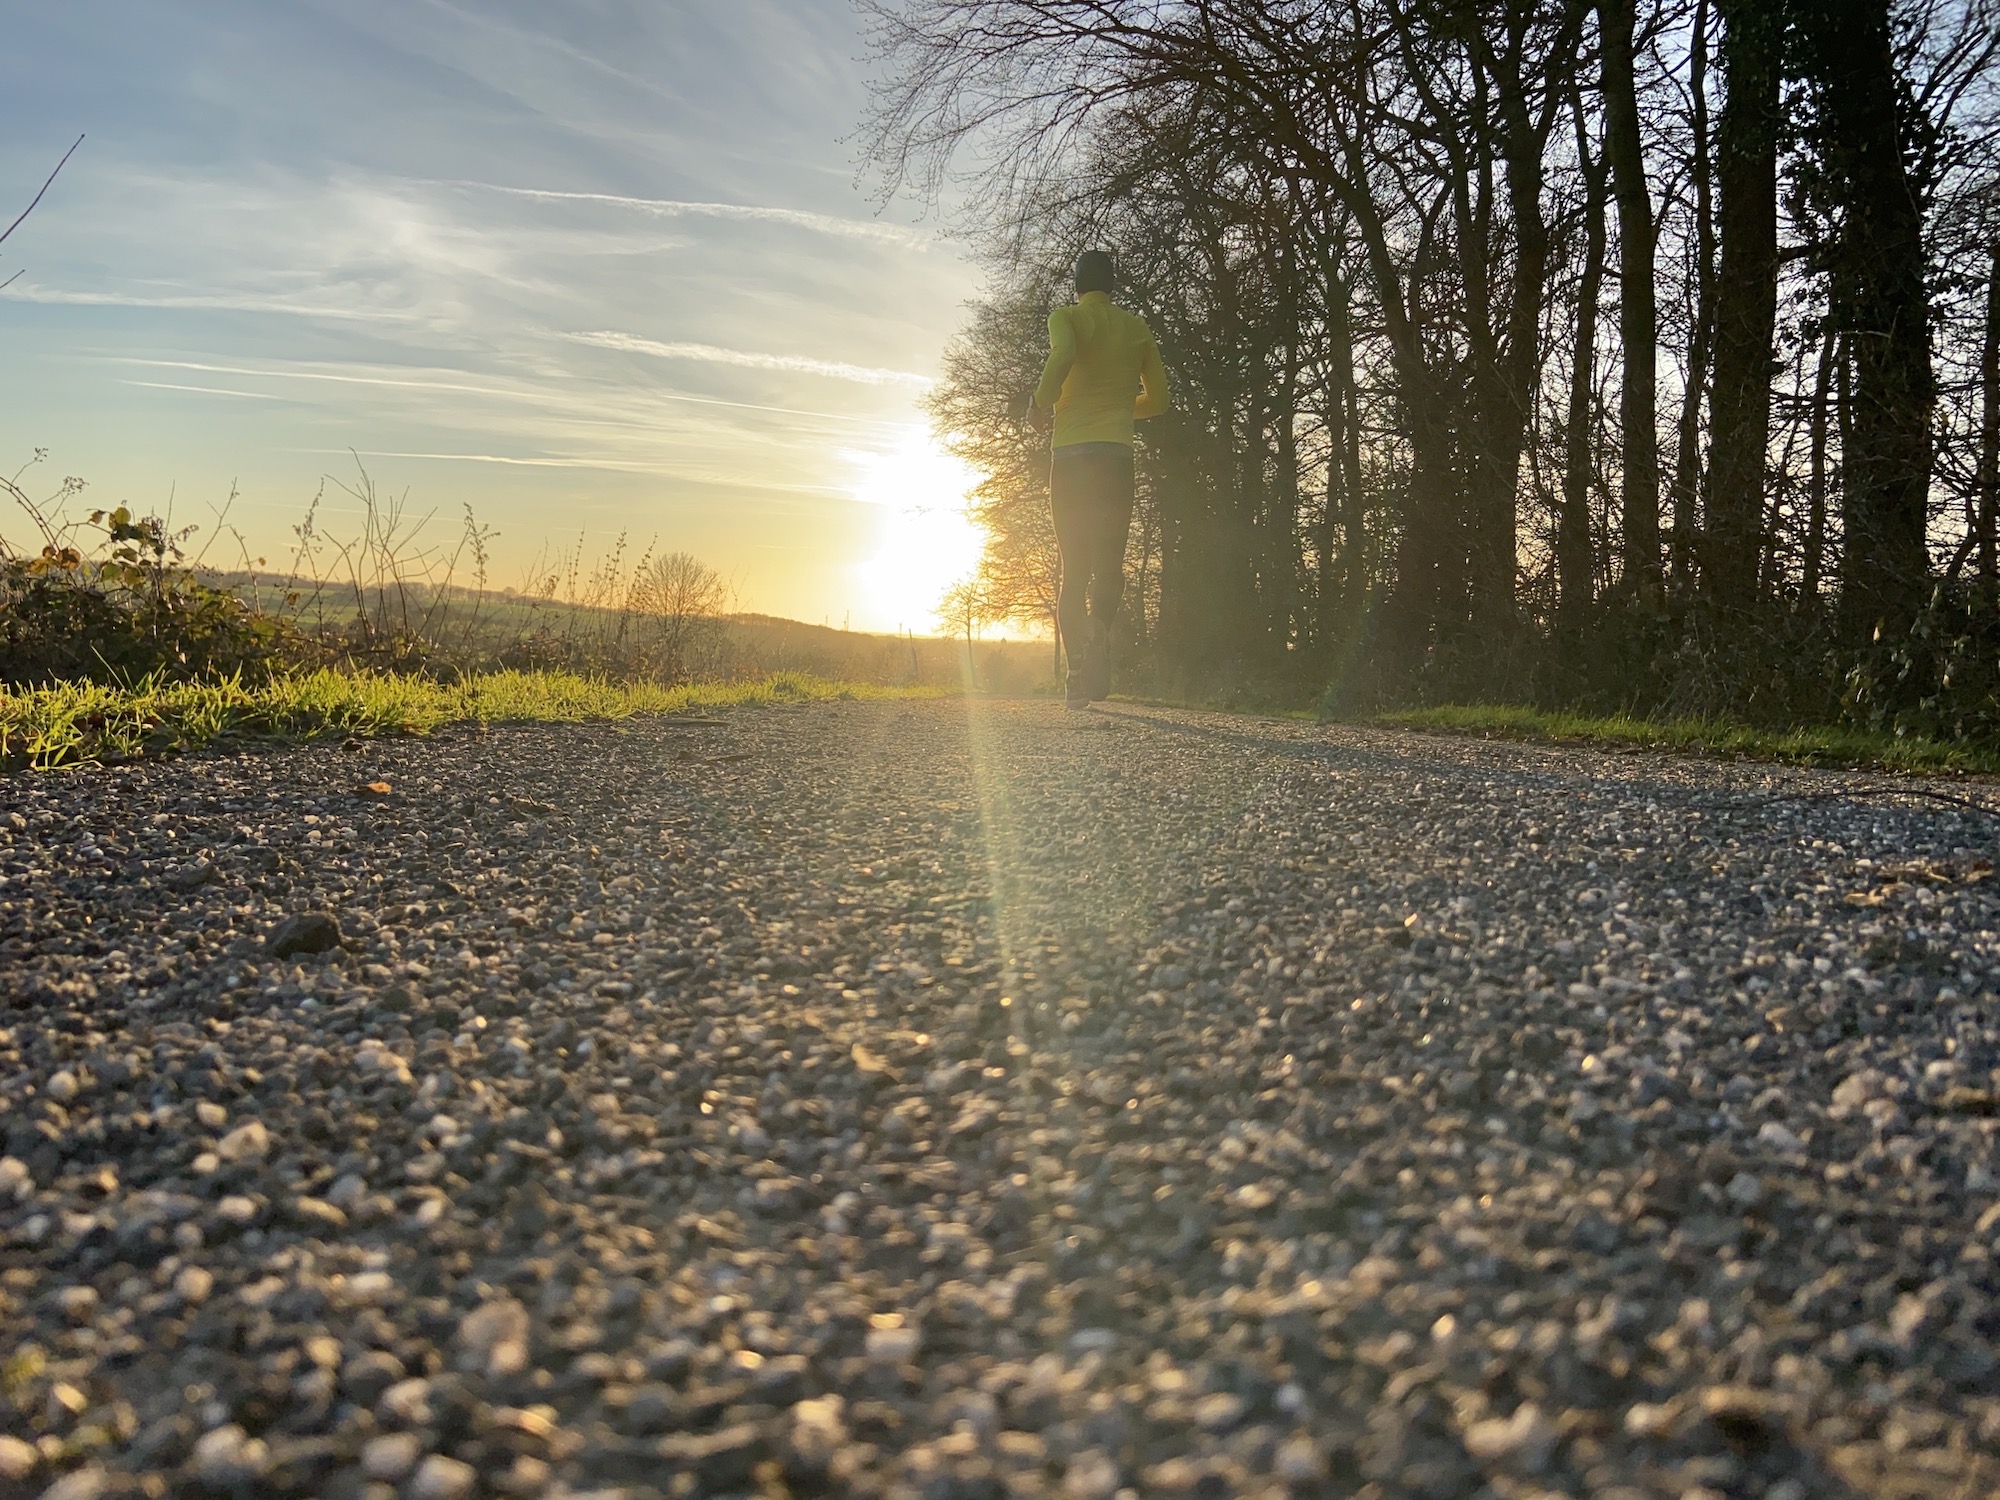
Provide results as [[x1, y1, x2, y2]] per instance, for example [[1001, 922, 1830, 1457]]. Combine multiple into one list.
[[0, 1, 996, 636]]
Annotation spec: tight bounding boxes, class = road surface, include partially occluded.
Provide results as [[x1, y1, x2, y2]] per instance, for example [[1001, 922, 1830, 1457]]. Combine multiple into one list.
[[3, 698, 1998, 1498]]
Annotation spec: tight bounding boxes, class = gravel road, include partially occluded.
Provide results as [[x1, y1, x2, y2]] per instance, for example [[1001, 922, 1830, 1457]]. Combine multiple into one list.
[[4, 697, 1999, 1500]]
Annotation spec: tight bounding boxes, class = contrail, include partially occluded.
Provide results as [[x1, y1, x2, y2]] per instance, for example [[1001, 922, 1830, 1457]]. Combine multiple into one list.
[[450, 181, 930, 248], [568, 330, 933, 389]]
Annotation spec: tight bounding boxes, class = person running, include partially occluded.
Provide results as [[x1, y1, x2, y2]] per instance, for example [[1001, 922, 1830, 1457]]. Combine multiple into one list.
[[1026, 249, 1170, 707]]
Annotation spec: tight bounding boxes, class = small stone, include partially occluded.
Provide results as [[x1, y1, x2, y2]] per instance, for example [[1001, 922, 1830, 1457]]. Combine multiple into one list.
[[498, 1455, 549, 1495], [407, 1454, 477, 1500], [1191, 1392, 1246, 1432], [195, 1101, 228, 1130], [46, 1070, 79, 1104], [1624, 1401, 1679, 1437], [37, 1467, 107, 1500], [1462, 1403, 1555, 1469], [174, 1266, 215, 1303], [457, 1296, 531, 1378], [864, 1325, 920, 1361], [216, 1120, 271, 1163], [1755, 1120, 1804, 1153], [0, 1435, 36, 1480], [1068, 1327, 1118, 1355], [167, 859, 217, 892], [267, 911, 343, 958], [217, 1195, 259, 1223], [1725, 1172, 1766, 1209], [0, 1157, 29, 1199], [359, 781, 395, 800], [55, 1286, 99, 1323], [1832, 1073, 1875, 1112], [379, 1378, 433, 1425], [791, 1396, 847, 1457], [191, 1424, 269, 1484], [657, 1424, 765, 1488], [624, 1384, 677, 1434], [1274, 1435, 1327, 1483], [360, 1432, 422, 1481], [341, 1351, 407, 1406], [1063, 1448, 1120, 1500], [289, 1196, 347, 1230]]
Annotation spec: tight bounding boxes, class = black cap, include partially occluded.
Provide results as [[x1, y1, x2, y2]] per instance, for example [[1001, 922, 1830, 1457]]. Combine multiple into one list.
[[1074, 250, 1114, 296]]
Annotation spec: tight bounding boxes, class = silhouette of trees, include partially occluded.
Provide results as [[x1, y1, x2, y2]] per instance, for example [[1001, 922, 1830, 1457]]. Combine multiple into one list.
[[866, 0, 2000, 728]]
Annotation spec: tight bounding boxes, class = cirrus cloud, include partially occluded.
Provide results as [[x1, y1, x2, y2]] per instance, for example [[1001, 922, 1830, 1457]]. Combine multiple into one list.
[[567, 329, 934, 388]]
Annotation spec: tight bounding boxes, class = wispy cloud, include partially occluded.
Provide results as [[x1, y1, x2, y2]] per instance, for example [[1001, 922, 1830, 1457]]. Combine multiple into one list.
[[120, 380, 291, 401], [3, 284, 413, 323], [297, 448, 854, 499], [447, 180, 930, 249], [110, 357, 914, 429], [567, 331, 933, 388]]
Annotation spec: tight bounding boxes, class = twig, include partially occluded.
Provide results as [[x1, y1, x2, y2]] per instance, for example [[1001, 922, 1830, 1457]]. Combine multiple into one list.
[[1842, 783, 2000, 819], [1770, 780, 2000, 820], [1, 135, 84, 250]]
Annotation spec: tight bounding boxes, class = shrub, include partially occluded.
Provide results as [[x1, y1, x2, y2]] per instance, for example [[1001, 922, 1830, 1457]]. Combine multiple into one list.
[[0, 488, 292, 688]]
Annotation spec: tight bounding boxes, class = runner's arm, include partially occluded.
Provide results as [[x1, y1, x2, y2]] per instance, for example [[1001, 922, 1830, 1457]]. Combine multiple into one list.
[[1031, 307, 1076, 413], [1134, 334, 1170, 419]]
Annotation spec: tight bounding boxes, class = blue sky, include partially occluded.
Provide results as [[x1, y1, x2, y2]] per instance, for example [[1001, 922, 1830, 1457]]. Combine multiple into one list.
[[0, 0, 985, 631]]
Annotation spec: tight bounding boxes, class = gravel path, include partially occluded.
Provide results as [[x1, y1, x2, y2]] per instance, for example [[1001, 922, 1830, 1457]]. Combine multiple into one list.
[[4, 697, 1999, 1500]]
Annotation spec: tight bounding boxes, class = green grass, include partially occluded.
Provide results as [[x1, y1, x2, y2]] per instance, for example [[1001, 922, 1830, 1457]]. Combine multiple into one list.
[[0, 669, 926, 772], [1374, 703, 2000, 776]]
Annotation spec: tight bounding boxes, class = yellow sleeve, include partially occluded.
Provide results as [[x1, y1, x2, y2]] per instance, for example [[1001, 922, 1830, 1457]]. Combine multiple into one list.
[[1032, 306, 1076, 413], [1134, 332, 1170, 419]]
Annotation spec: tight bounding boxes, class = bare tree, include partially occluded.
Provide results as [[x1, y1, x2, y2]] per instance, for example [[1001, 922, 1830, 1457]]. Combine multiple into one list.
[[634, 551, 732, 682]]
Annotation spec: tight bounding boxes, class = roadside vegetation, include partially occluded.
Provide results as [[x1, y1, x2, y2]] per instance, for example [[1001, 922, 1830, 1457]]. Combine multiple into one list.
[[0, 670, 908, 772], [0, 453, 1011, 771], [1372, 702, 2000, 777]]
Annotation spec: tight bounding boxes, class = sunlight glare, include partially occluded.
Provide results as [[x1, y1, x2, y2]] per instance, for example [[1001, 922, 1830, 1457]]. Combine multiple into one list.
[[847, 428, 985, 633]]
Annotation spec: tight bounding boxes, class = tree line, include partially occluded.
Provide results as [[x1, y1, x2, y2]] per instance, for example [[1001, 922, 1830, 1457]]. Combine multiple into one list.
[[864, 0, 2000, 733]]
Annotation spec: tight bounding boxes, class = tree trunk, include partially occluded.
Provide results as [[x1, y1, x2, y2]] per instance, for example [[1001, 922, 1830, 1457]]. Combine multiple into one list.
[[1705, 0, 1784, 616], [1811, 0, 1936, 639], [1980, 246, 2000, 595], [1313, 256, 1369, 655], [1670, 0, 1717, 593], [1561, 100, 1609, 630], [1805, 329, 1836, 601], [1472, 13, 1567, 641], [1272, 324, 1303, 652], [1599, 0, 1661, 594], [1347, 165, 1457, 655], [1339, 294, 1367, 627]]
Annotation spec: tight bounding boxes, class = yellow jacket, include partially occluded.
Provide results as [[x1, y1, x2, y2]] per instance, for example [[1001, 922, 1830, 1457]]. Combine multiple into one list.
[[1032, 291, 1170, 447]]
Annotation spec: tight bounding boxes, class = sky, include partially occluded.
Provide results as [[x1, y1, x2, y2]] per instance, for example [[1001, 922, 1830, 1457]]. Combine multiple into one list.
[[0, 0, 990, 633]]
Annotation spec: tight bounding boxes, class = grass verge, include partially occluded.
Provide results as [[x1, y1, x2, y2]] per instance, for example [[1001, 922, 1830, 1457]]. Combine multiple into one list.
[[1374, 703, 2000, 776], [0, 669, 925, 772]]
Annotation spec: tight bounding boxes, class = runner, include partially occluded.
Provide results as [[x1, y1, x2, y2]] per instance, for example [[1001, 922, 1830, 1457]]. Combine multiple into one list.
[[1026, 250, 1170, 706]]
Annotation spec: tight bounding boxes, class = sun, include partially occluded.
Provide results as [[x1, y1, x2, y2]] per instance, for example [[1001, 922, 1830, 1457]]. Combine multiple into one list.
[[846, 428, 986, 633]]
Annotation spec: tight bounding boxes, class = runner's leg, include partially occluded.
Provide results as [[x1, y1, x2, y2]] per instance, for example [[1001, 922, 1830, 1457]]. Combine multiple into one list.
[[1048, 449, 1092, 702], [1082, 446, 1134, 700]]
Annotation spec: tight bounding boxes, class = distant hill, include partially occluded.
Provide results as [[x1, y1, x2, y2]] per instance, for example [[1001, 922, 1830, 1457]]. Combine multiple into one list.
[[198, 570, 1052, 692]]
